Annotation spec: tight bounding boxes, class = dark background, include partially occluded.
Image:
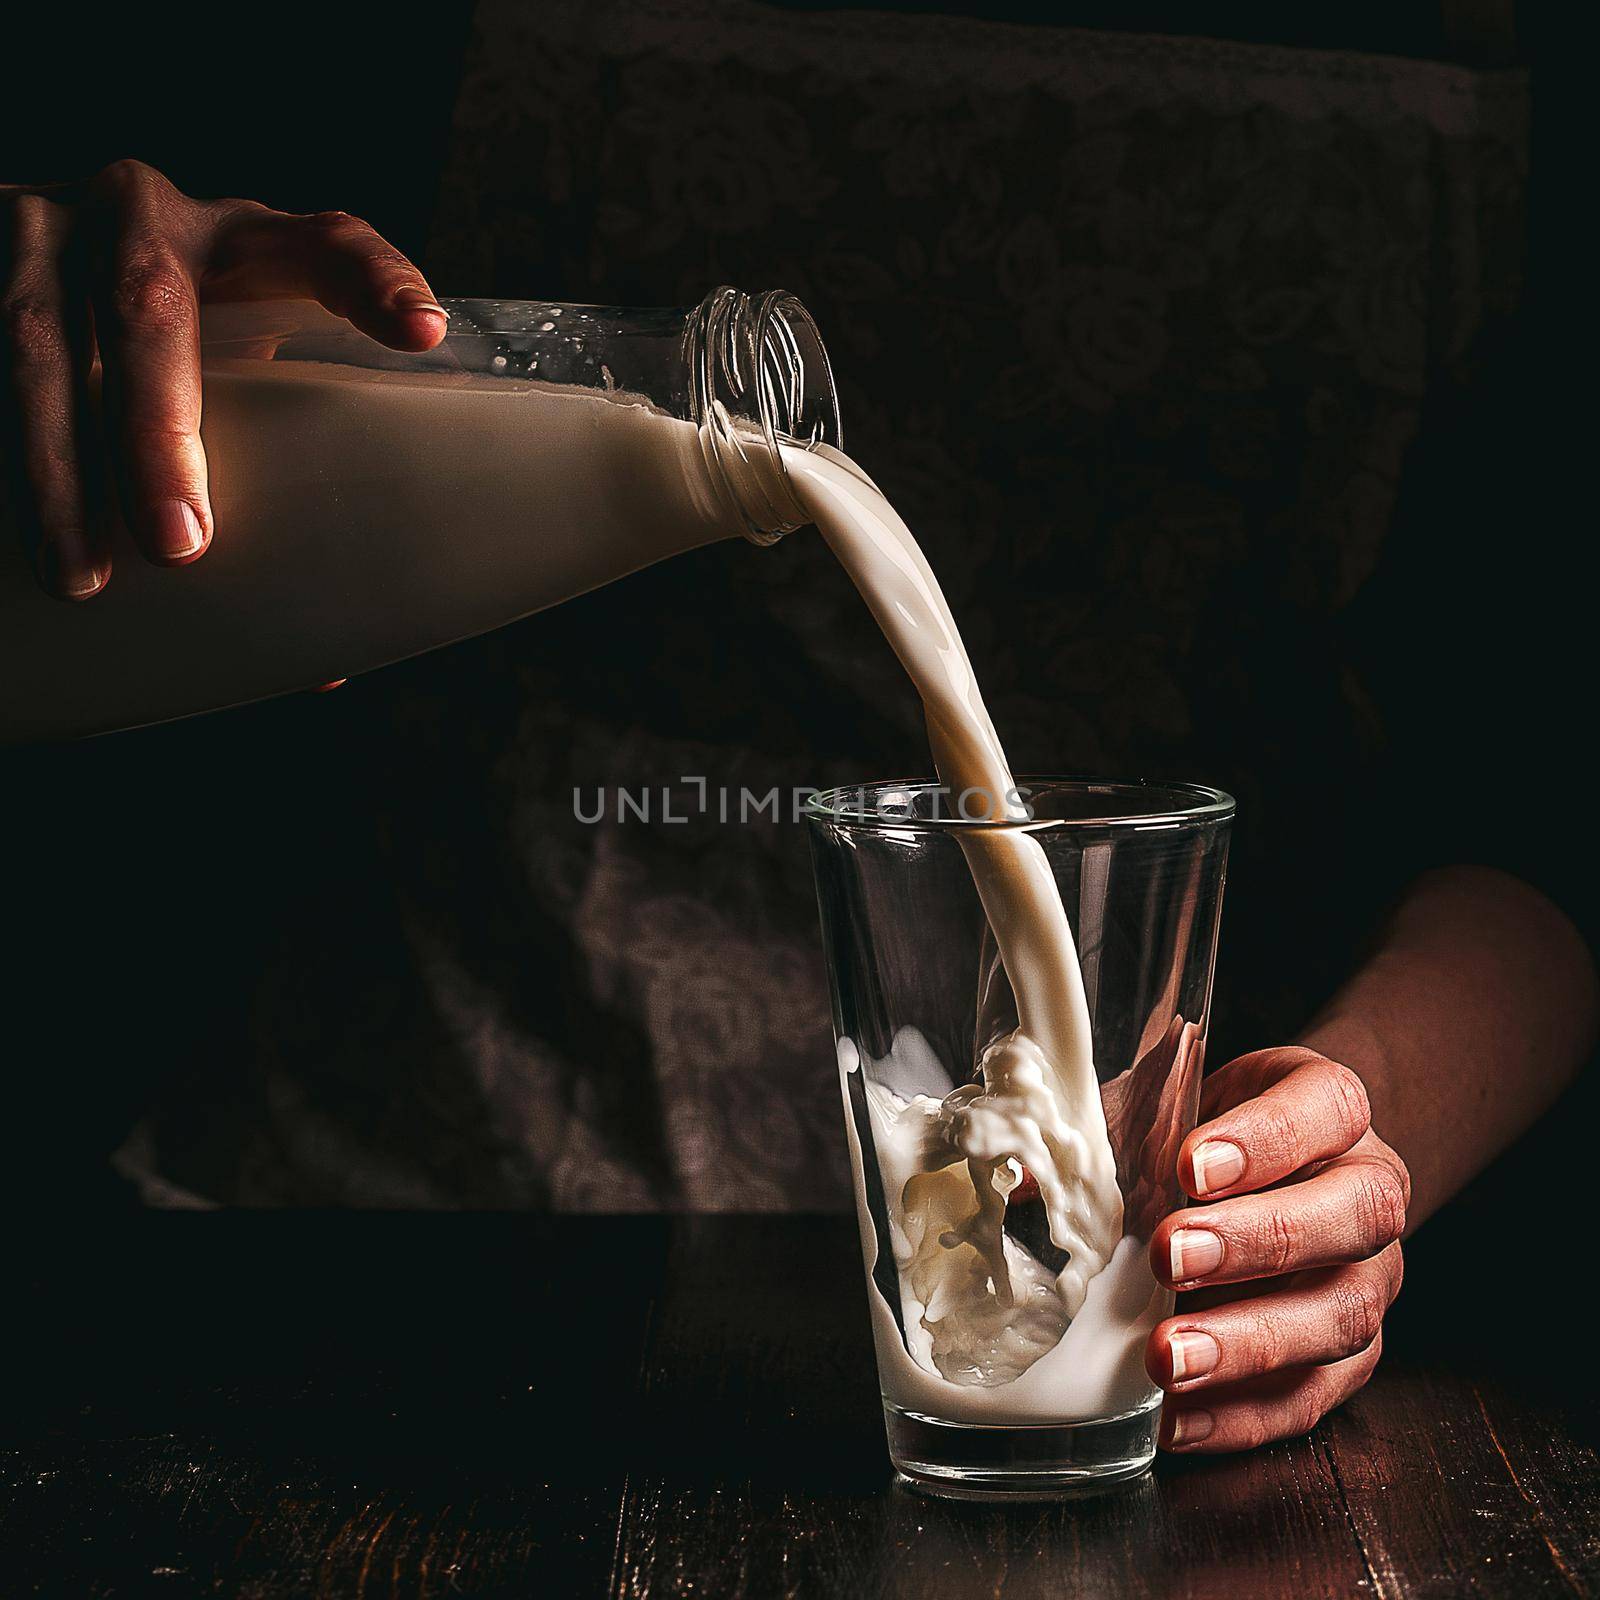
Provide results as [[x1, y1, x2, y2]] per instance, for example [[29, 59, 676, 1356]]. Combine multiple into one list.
[[2, 14, 1596, 1596], [1, 1, 1590, 1242], [4, 1, 1539, 268]]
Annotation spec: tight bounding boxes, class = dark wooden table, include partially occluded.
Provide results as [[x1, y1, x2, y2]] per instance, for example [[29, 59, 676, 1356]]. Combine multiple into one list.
[[4, 1209, 1596, 1598]]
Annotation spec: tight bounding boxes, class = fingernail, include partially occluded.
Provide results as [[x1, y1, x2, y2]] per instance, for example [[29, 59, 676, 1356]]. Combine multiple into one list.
[[1170, 1227, 1224, 1282], [148, 499, 207, 563], [1192, 1139, 1246, 1195], [36, 530, 109, 601], [1168, 1408, 1214, 1448], [393, 285, 447, 319], [1168, 1329, 1220, 1383]]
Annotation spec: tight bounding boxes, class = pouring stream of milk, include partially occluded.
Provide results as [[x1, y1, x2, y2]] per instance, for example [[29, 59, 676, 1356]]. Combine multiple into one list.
[[785, 444, 1158, 1421]]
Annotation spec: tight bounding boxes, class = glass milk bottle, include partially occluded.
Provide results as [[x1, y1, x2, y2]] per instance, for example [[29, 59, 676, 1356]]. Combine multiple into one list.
[[0, 287, 840, 742]]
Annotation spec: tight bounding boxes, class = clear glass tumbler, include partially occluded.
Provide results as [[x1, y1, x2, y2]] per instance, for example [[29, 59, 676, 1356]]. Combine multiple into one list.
[[805, 777, 1233, 1496]]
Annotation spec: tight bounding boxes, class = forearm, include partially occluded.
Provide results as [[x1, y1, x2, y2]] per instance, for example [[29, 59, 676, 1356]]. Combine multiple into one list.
[[1298, 865, 1598, 1225]]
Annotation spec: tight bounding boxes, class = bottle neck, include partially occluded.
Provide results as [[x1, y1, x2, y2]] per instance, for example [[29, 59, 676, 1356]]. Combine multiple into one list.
[[684, 288, 842, 545]]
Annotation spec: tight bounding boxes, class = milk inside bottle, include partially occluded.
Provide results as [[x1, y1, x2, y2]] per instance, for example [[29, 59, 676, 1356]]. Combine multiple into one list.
[[0, 289, 837, 743]]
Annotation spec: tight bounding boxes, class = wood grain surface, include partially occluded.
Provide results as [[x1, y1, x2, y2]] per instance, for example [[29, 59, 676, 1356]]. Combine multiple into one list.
[[3, 1209, 1595, 1598]]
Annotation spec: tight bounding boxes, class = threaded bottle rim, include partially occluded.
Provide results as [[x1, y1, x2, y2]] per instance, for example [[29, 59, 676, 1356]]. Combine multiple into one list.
[[686, 286, 843, 543]]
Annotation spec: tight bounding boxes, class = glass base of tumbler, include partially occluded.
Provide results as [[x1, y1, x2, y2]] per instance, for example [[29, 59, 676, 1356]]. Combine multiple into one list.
[[885, 1395, 1162, 1500]]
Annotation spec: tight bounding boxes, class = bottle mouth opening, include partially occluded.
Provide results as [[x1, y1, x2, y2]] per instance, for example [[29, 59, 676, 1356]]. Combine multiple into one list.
[[688, 286, 843, 544]]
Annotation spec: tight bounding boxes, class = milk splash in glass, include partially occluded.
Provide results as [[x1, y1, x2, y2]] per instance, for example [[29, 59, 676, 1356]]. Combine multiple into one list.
[[793, 442, 1231, 1490]]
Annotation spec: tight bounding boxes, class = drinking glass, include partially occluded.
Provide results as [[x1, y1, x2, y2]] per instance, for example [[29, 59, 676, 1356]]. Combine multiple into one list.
[[805, 777, 1233, 1496]]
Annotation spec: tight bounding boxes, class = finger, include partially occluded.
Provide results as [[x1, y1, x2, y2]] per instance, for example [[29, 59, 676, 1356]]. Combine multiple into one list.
[[1160, 1332, 1383, 1453], [87, 165, 212, 567], [207, 204, 448, 352], [1, 182, 83, 201], [1152, 1148, 1408, 1288], [1148, 1242, 1403, 1391], [1181, 1050, 1371, 1199], [2, 194, 109, 598]]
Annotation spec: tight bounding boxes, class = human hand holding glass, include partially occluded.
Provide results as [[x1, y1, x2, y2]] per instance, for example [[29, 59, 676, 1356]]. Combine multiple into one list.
[[1149, 1046, 1409, 1452]]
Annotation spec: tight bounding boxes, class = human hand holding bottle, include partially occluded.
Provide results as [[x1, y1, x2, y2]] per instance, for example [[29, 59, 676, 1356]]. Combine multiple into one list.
[[2, 159, 446, 600]]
